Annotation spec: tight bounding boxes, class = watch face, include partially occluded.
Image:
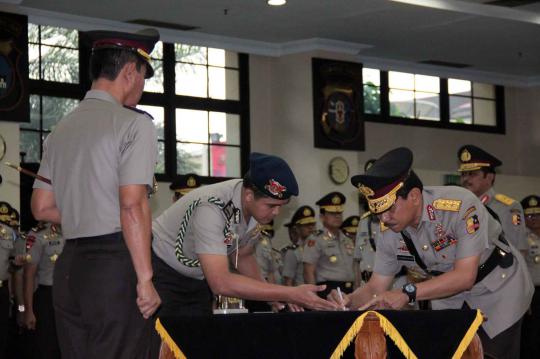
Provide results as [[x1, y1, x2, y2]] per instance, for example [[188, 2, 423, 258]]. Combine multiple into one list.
[[329, 157, 349, 184], [405, 283, 415, 293]]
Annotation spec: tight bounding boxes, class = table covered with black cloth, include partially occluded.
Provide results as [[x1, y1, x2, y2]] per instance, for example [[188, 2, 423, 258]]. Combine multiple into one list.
[[156, 309, 483, 359]]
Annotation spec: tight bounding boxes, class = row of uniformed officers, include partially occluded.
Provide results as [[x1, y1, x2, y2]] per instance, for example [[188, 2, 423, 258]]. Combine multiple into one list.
[[12, 26, 539, 359]]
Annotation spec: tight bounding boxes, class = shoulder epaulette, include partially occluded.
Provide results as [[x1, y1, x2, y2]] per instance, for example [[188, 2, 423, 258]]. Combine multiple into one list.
[[123, 105, 154, 120], [495, 194, 515, 206], [314, 229, 323, 236], [284, 244, 297, 251], [360, 211, 371, 220], [433, 198, 462, 212]]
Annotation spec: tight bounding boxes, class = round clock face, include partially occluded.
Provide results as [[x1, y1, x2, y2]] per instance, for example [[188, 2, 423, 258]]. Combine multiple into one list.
[[329, 157, 349, 184], [0, 134, 6, 161]]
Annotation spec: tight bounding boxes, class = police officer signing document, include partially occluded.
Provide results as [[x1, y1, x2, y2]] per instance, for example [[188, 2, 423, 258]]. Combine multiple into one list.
[[329, 147, 533, 359], [152, 153, 337, 316], [31, 28, 161, 359]]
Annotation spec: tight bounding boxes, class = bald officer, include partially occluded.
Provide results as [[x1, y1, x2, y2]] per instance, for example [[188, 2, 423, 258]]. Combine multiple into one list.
[[520, 195, 540, 359], [303, 192, 355, 298], [31, 28, 161, 359], [458, 145, 528, 254], [152, 153, 337, 316], [169, 173, 201, 202], [329, 147, 533, 359], [23, 222, 64, 359], [282, 206, 317, 286]]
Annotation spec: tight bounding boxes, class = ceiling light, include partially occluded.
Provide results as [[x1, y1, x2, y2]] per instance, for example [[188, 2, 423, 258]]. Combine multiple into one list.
[[267, 0, 286, 6]]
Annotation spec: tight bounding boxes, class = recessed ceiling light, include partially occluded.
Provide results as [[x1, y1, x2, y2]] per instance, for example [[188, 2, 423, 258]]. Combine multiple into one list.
[[267, 0, 286, 6]]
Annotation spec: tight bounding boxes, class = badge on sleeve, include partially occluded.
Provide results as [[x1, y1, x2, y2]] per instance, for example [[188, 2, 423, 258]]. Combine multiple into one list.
[[466, 215, 480, 234], [511, 210, 521, 226], [307, 240, 316, 247]]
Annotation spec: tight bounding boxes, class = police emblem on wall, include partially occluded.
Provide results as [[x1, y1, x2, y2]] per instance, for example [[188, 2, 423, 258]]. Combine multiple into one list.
[[312, 58, 364, 151], [0, 12, 29, 123]]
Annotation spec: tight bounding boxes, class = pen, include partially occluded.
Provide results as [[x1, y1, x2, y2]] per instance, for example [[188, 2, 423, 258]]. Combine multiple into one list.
[[337, 287, 346, 310]]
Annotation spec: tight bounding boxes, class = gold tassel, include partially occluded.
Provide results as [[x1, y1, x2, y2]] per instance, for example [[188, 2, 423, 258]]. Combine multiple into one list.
[[451, 309, 484, 359], [374, 312, 418, 359], [329, 311, 370, 359], [155, 318, 187, 359]]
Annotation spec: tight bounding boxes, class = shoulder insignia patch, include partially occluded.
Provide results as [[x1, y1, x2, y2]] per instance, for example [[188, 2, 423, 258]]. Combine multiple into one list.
[[495, 194, 515, 206], [462, 206, 476, 220], [433, 199, 462, 212], [360, 211, 371, 220], [123, 105, 154, 120], [307, 240, 316, 247]]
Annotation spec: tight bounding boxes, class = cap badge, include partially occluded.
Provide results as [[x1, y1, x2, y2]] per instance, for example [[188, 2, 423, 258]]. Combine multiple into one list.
[[0, 205, 7, 214], [358, 185, 374, 197], [460, 149, 471, 162], [331, 195, 341, 205], [187, 176, 196, 188], [530, 197, 538, 207], [303, 208, 311, 216], [265, 179, 287, 198], [352, 218, 359, 226]]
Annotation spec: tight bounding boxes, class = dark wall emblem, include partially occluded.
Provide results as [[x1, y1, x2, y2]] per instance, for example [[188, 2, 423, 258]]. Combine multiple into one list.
[[0, 12, 29, 123], [312, 58, 364, 151]]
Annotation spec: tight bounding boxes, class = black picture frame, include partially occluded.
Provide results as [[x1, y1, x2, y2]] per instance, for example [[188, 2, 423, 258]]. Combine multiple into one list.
[[0, 11, 29, 123], [312, 58, 364, 151]]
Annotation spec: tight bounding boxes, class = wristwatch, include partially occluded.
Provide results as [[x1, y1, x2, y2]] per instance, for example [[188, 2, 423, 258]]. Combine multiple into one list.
[[17, 304, 25, 313], [402, 283, 417, 304]]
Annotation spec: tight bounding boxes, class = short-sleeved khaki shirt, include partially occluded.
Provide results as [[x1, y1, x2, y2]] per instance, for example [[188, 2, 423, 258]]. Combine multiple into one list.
[[34, 90, 157, 239], [282, 244, 304, 285], [26, 224, 65, 286], [481, 188, 528, 251], [0, 223, 16, 281], [353, 214, 381, 273], [525, 231, 540, 286], [152, 179, 259, 280], [303, 229, 354, 282], [374, 186, 533, 338], [254, 234, 275, 279]]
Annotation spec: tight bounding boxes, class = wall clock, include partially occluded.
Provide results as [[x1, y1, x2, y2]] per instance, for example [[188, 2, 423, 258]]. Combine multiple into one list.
[[328, 157, 349, 185]]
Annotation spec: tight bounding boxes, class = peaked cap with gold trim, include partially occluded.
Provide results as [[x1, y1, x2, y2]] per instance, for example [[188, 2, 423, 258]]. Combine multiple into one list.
[[341, 215, 360, 235], [521, 195, 540, 216], [169, 173, 201, 195], [286, 205, 317, 227], [83, 28, 159, 79], [351, 147, 413, 214], [457, 145, 501, 172], [316, 192, 346, 213]]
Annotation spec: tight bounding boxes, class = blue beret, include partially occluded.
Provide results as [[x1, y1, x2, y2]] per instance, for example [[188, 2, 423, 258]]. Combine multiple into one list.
[[247, 153, 298, 200]]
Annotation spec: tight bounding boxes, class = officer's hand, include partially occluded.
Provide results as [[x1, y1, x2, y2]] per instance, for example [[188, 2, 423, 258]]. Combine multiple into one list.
[[327, 289, 350, 311], [269, 301, 285, 312], [13, 254, 26, 267], [136, 280, 161, 319], [291, 284, 339, 311], [286, 303, 304, 312], [358, 289, 407, 311], [24, 311, 36, 330]]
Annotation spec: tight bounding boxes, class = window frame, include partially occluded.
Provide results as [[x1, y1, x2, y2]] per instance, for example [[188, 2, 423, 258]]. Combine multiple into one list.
[[24, 25, 251, 185], [362, 70, 506, 134]]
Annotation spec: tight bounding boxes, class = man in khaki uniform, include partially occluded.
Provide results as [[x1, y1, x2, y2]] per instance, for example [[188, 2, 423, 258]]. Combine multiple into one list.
[[152, 153, 337, 316], [0, 202, 19, 357], [458, 145, 528, 254], [353, 211, 380, 287], [31, 29, 161, 359], [253, 221, 277, 283], [303, 192, 355, 298], [330, 147, 533, 359], [23, 222, 65, 359], [520, 195, 540, 359], [282, 206, 317, 286]]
